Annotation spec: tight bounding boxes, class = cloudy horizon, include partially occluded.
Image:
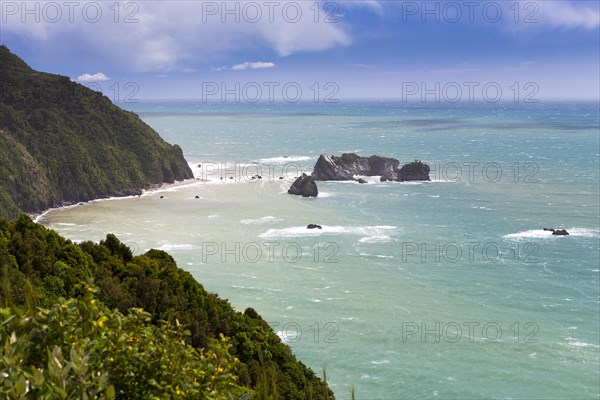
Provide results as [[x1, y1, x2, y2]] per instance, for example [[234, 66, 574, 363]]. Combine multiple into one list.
[[2, 0, 599, 101]]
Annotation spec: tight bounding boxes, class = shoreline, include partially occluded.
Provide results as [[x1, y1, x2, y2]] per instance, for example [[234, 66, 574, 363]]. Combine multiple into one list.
[[31, 177, 201, 224]]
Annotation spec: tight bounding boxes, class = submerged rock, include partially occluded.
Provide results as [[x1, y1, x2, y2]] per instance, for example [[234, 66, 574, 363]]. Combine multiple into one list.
[[288, 173, 318, 197]]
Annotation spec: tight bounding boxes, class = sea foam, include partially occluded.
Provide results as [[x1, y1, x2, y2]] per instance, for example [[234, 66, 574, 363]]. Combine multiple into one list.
[[503, 228, 599, 240], [258, 225, 397, 240]]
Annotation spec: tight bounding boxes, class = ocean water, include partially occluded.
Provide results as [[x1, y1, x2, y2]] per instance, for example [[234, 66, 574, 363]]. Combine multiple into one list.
[[38, 101, 600, 399]]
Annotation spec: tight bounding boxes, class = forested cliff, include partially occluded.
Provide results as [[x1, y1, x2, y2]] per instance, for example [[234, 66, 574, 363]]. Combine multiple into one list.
[[0, 46, 193, 219]]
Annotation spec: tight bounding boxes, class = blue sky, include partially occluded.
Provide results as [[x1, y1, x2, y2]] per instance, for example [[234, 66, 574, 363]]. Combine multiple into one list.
[[1, 0, 599, 100]]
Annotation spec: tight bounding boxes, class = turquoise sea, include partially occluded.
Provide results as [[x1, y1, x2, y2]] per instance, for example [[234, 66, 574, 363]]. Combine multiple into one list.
[[38, 101, 600, 399]]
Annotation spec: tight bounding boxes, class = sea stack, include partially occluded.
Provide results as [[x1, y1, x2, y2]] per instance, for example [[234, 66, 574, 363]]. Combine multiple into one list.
[[288, 174, 319, 197], [311, 153, 430, 182]]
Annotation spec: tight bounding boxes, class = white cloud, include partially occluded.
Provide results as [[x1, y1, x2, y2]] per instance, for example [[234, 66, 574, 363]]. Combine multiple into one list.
[[343, 0, 383, 14], [534, 0, 600, 29], [232, 61, 276, 71], [1, 1, 351, 72], [77, 72, 110, 81]]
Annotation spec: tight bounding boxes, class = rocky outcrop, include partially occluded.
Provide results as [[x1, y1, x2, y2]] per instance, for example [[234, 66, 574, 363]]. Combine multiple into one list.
[[381, 160, 430, 182], [312, 153, 399, 181], [307, 224, 322, 229], [288, 174, 318, 197], [311, 153, 430, 183], [544, 228, 569, 236]]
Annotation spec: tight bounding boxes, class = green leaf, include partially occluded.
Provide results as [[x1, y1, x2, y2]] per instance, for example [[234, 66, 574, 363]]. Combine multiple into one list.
[[106, 384, 116, 399], [15, 375, 27, 395]]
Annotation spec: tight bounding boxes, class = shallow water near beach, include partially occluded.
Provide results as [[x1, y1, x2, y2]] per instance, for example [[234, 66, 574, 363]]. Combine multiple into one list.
[[39, 101, 600, 399]]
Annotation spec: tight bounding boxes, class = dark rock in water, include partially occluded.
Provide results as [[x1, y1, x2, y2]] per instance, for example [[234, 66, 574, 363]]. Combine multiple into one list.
[[357, 178, 368, 184], [312, 153, 430, 182], [396, 160, 430, 182], [198, 164, 202, 167], [229, 176, 234, 180], [195, 195, 200, 199], [543, 228, 570, 235], [307, 224, 322, 229], [78, 202, 84, 206], [257, 176, 262, 179], [312, 153, 399, 181], [288, 173, 318, 197], [279, 177, 284, 180], [160, 195, 164, 199]]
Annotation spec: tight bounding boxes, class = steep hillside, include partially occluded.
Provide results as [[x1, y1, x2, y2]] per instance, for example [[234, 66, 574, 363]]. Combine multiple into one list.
[[0, 46, 193, 218], [0, 215, 334, 399]]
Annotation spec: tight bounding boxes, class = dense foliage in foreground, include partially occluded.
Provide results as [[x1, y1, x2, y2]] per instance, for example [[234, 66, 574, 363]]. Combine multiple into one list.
[[1, 291, 243, 399], [0, 215, 333, 399]]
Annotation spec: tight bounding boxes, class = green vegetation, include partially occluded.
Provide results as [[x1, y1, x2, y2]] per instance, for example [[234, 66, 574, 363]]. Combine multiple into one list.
[[1, 215, 334, 399], [1, 290, 244, 399], [0, 46, 333, 398], [0, 45, 193, 219]]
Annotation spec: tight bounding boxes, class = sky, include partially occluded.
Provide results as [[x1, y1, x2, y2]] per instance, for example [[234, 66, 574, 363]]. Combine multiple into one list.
[[1, 0, 599, 101]]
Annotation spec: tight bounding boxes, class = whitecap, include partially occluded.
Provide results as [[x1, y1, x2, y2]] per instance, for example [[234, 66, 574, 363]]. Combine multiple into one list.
[[241, 216, 283, 225], [503, 227, 599, 240], [358, 235, 392, 244], [155, 243, 194, 251], [370, 360, 390, 365], [258, 156, 312, 164], [564, 337, 600, 348], [276, 330, 300, 343], [352, 175, 383, 183], [258, 225, 397, 240]]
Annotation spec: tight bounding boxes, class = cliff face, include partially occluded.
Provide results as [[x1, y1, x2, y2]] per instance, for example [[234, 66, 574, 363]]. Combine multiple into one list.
[[0, 46, 193, 218]]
